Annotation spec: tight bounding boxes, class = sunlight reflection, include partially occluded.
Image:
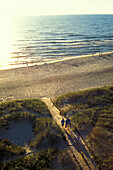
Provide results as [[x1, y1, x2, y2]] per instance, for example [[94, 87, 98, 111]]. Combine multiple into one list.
[[0, 16, 17, 69]]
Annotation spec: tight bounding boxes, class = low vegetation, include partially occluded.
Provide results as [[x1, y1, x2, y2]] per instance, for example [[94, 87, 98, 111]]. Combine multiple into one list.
[[54, 85, 113, 170], [1, 148, 76, 170], [0, 99, 51, 117], [21, 99, 51, 116], [0, 99, 77, 169], [1, 148, 58, 170], [30, 117, 64, 148], [0, 138, 25, 162]]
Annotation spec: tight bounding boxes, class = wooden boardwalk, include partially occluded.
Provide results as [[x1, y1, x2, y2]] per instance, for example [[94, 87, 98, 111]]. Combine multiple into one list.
[[42, 97, 97, 170]]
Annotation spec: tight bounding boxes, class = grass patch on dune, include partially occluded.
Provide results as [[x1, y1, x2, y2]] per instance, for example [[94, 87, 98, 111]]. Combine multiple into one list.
[[0, 99, 51, 117], [0, 111, 36, 127], [0, 148, 77, 170], [54, 85, 113, 170], [0, 99, 51, 162], [0, 98, 51, 128], [21, 99, 51, 116], [0, 99, 77, 169], [0, 148, 58, 170], [30, 117, 64, 148], [54, 86, 113, 112], [0, 138, 25, 162]]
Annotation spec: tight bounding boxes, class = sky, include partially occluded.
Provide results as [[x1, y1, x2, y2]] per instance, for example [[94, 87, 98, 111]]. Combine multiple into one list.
[[0, 0, 113, 16]]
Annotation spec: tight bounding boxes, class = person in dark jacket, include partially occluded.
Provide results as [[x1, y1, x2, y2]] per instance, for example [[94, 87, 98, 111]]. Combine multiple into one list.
[[65, 117, 71, 128], [61, 118, 65, 127]]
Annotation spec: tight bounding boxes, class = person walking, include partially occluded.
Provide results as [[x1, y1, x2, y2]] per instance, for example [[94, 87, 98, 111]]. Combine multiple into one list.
[[65, 117, 71, 128], [61, 118, 65, 127]]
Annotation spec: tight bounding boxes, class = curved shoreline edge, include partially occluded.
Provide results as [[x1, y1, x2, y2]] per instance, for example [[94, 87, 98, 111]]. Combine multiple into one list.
[[0, 50, 113, 101], [46, 50, 113, 64], [0, 50, 113, 71]]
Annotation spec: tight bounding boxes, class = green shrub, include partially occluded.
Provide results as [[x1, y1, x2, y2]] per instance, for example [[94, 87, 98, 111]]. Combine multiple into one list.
[[0, 148, 58, 170], [0, 138, 25, 161], [31, 117, 64, 148], [21, 99, 51, 116], [54, 85, 113, 169]]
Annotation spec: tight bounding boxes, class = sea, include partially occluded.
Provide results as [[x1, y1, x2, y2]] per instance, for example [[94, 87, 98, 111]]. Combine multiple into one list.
[[0, 15, 113, 70]]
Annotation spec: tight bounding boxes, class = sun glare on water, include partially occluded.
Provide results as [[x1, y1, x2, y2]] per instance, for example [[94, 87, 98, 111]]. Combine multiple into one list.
[[0, 16, 17, 69]]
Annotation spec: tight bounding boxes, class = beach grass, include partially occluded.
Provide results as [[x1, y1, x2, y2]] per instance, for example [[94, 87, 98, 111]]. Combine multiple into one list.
[[21, 99, 51, 116], [1, 148, 76, 170], [0, 99, 51, 117], [1, 85, 113, 169], [0, 138, 25, 162], [1, 148, 58, 170], [53, 85, 113, 170], [30, 117, 64, 148], [0, 99, 77, 169]]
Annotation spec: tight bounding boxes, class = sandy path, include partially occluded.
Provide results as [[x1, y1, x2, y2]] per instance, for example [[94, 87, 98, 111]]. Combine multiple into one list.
[[42, 97, 97, 170], [0, 53, 113, 101]]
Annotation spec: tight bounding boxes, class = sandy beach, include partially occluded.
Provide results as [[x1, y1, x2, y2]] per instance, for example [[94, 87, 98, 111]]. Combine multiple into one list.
[[0, 52, 113, 101]]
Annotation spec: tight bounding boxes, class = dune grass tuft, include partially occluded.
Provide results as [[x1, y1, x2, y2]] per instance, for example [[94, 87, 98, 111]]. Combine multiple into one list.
[[54, 85, 113, 170]]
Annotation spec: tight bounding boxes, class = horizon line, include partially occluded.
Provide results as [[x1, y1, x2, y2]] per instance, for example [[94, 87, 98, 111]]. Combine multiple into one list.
[[2, 13, 113, 17]]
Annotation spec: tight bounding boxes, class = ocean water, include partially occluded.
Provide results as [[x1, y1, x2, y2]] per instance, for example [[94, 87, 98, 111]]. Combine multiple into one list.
[[0, 15, 113, 69]]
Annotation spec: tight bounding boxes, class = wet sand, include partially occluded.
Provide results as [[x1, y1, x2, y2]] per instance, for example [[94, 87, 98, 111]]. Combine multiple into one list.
[[0, 52, 113, 101]]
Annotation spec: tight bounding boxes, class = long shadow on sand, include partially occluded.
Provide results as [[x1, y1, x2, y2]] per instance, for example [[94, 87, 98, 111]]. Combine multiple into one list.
[[64, 128, 95, 169]]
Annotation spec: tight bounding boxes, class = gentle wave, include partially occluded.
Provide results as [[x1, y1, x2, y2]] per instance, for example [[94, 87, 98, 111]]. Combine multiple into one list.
[[0, 15, 113, 70]]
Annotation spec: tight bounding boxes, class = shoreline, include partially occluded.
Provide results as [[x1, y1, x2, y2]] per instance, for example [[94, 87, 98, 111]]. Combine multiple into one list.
[[0, 51, 113, 101], [0, 51, 113, 71]]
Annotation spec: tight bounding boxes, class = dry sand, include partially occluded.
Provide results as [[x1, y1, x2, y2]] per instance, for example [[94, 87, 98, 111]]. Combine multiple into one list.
[[0, 120, 34, 146], [0, 52, 113, 100]]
